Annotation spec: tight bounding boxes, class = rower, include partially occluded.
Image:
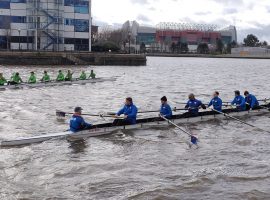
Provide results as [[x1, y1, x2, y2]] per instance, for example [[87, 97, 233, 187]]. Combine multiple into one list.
[[65, 70, 73, 81], [79, 71, 87, 80], [70, 107, 92, 132], [28, 71, 37, 84], [244, 91, 259, 110], [208, 91, 223, 112], [113, 97, 138, 126], [159, 96, 172, 119], [0, 73, 7, 86], [40, 71, 50, 82], [8, 72, 23, 85], [56, 70, 65, 81], [185, 93, 206, 116], [89, 70, 96, 79], [231, 90, 246, 111]]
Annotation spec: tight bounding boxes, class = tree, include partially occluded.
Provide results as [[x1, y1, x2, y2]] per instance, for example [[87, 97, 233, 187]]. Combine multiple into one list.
[[140, 42, 146, 53], [180, 42, 189, 53], [197, 43, 209, 54], [171, 42, 176, 53], [262, 41, 268, 47], [243, 34, 260, 47], [216, 38, 224, 53]]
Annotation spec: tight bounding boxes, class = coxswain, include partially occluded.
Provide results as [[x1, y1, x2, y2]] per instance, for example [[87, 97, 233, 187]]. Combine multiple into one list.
[[185, 93, 206, 116], [79, 71, 87, 80], [70, 107, 92, 132], [40, 71, 50, 82], [208, 91, 223, 112], [8, 72, 23, 85], [56, 70, 65, 81], [244, 91, 259, 110], [113, 97, 138, 126], [89, 70, 96, 79], [159, 96, 172, 119], [231, 90, 246, 111], [28, 71, 37, 84], [0, 73, 7, 85], [65, 70, 73, 81]]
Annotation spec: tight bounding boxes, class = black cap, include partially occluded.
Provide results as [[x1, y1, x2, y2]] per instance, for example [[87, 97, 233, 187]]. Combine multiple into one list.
[[161, 96, 167, 101], [244, 91, 249, 96], [234, 90, 240, 95], [74, 107, 83, 112]]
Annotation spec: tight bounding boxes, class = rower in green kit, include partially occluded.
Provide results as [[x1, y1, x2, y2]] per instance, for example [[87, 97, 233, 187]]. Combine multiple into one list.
[[28, 72, 37, 84], [0, 73, 7, 85], [65, 70, 73, 81], [56, 70, 65, 81], [89, 70, 96, 79], [79, 71, 87, 80], [8, 72, 23, 85], [40, 71, 50, 82]]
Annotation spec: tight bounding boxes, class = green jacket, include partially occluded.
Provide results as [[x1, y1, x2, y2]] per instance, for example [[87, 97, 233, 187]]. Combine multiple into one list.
[[12, 75, 23, 83], [89, 72, 96, 79], [28, 74, 37, 84], [41, 74, 50, 82], [0, 77, 7, 85], [65, 72, 72, 81], [79, 72, 86, 80], [57, 72, 65, 81]]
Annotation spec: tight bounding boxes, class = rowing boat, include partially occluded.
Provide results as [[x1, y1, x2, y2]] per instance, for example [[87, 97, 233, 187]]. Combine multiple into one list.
[[1, 104, 269, 147], [0, 77, 116, 90]]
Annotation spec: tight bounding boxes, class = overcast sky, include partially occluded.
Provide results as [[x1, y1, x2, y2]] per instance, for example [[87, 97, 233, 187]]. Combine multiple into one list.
[[92, 0, 270, 43]]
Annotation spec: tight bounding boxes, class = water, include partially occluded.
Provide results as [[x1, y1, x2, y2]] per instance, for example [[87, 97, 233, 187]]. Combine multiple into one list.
[[0, 57, 270, 200]]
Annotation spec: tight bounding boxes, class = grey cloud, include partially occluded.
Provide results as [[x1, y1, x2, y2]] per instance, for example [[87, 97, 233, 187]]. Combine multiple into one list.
[[137, 14, 151, 22], [195, 11, 211, 15], [223, 8, 238, 14], [130, 0, 149, 5], [238, 24, 270, 43]]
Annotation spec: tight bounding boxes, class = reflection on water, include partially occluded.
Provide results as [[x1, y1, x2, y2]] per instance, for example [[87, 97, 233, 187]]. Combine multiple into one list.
[[0, 57, 270, 199]]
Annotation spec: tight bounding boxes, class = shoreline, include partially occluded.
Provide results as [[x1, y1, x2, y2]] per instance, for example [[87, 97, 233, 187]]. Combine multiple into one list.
[[0, 51, 147, 66]]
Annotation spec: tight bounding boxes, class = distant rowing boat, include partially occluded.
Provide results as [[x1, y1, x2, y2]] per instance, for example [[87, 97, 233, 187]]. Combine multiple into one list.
[[0, 77, 116, 90], [1, 104, 269, 147]]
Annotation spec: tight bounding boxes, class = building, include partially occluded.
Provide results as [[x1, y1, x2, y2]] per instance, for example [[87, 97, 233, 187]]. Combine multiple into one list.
[[231, 47, 270, 56], [122, 21, 237, 53], [0, 0, 92, 51]]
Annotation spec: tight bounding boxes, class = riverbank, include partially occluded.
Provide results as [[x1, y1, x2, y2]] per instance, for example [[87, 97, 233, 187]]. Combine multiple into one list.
[[0, 52, 147, 66], [147, 53, 270, 59]]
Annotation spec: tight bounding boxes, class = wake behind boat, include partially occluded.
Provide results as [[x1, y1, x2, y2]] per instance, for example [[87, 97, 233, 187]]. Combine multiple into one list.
[[1, 104, 269, 148], [0, 77, 117, 90]]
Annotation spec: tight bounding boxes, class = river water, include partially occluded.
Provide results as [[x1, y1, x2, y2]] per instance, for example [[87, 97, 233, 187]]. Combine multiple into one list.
[[0, 57, 270, 200]]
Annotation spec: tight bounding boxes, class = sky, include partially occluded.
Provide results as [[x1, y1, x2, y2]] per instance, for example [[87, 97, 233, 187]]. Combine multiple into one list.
[[92, 0, 270, 43]]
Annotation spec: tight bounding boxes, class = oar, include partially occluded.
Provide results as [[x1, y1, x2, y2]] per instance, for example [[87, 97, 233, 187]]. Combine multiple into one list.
[[160, 115, 198, 145], [106, 108, 188, 115], [211, 108, 270, 133], [56, 110, 121, 118]]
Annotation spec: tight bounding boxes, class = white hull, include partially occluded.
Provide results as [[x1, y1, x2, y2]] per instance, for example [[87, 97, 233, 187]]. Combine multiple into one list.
[[0, 77, 116, 90], [1, 108, 269, 147]]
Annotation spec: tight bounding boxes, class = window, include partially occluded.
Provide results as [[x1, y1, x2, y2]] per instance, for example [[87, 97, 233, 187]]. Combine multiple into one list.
[[0, 1, 10, 9], [74, 19, 89, 32], [11, 0, 26, 3], [11, 16, 26, 23], [74, 6, 88, 14], [64, 0, 73, 6], [0, 16, 11, 29], [65, 18, 74, 26]]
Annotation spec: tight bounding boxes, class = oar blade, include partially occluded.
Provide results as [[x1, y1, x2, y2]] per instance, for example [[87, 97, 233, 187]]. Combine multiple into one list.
[[56, 110, 66, 117], [191, 135, 198, 145]]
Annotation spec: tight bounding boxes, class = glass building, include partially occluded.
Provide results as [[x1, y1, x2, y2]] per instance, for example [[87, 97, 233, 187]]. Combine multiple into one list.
[[0, 0, 92, 51]]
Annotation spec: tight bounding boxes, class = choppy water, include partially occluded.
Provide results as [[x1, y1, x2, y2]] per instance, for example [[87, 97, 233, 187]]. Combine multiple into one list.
[[0, 57, 270, 200]]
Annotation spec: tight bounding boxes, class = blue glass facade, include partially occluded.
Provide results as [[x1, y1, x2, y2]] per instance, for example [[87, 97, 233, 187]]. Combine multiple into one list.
[[64, 0, 89, 14], [11, 0, 26, 3], [74, 19, 89, 32], [0, 1, 10, 9]]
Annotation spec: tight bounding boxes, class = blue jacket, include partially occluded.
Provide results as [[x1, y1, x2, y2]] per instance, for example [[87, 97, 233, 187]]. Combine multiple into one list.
[[70, 115, 92, 132], [117, 103, 138, 124], [208, 97, 223, 112], [231, 95, 246, 111], [245, 94, 259, 109], [160, 103, 172, 118], [185, 99, 203, 114]]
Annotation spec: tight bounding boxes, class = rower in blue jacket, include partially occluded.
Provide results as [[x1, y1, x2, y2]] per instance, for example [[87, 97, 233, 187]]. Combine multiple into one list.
[[185, 93, 206, 116], [70, 107, 92, 132], [113, 97, 138, 126], [231, 90, 246, 111], [208, 91, 223, 112], [159, 96, 172, 119], [244, 91, 259, 110]]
